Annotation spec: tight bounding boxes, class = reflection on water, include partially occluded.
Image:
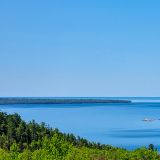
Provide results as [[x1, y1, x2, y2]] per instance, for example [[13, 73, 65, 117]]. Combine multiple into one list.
[[1, 98, 160, 150]]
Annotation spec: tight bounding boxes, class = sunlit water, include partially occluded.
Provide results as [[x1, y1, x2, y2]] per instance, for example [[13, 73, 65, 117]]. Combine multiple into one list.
[[1, 97, 160, 150]]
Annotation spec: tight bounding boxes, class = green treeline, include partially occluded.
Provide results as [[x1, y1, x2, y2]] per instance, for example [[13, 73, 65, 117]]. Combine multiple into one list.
[[0, 98, 131, 104], [0, 112, 159, 160]]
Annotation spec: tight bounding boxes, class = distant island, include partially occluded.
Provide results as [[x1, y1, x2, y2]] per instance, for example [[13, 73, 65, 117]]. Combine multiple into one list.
[[0, 97, 131, 104]]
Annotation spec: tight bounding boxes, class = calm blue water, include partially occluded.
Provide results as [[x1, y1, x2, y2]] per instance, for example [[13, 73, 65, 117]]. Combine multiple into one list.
[[1, 97, 160, 150]]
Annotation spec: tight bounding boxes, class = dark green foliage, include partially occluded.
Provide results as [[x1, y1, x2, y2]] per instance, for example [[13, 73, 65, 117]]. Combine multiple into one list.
[[0, 97, 131, 105], [0, 112, 160, 160], [148, 144, 154, 151], [0, 112, 112, 151]]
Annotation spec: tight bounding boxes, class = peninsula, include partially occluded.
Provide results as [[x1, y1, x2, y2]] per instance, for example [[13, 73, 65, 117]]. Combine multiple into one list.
[[0, 97, 131, 105]]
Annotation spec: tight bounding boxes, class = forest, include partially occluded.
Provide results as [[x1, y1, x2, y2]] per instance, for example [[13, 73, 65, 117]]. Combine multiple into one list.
[[0, 98, 131, 104], [0, 112, 159, 160]]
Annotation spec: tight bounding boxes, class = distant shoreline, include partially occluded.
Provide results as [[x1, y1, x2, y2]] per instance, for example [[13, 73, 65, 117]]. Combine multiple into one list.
[[0, 97, 131, 105]]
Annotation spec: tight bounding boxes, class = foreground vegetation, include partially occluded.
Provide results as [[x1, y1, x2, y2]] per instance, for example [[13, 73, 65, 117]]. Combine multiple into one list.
[[0, 112, 159, 160]]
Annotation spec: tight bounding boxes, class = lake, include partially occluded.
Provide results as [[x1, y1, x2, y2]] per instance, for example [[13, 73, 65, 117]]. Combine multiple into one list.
[[1, 97, 160, 150]]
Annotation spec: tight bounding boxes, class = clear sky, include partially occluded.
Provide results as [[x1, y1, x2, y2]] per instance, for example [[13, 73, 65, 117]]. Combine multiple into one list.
[[0, 0, 160, 97]]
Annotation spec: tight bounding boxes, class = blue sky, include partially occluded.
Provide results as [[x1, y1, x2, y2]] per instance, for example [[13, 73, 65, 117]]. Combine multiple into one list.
[[0, 0, 160, 97]]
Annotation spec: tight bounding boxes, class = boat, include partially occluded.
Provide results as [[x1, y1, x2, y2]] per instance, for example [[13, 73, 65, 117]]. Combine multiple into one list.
[[142, 118, 154, 122]]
